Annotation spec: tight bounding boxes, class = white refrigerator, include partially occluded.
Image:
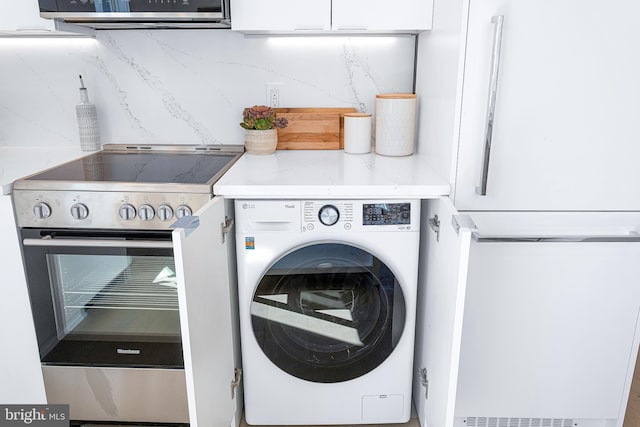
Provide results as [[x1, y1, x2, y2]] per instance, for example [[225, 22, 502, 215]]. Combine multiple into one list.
[[412, 2, 640, 427]]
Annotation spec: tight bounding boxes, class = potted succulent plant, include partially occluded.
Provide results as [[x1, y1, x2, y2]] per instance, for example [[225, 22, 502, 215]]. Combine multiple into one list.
[[240, 105, 288, 155]]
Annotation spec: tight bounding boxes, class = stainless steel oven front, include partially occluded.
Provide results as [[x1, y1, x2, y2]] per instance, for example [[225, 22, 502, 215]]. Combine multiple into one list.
[[21, 228, 181, 368], [19, 227, 190, 424]]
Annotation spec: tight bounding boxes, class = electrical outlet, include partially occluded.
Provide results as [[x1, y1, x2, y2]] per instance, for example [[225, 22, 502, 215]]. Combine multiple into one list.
[[269, 88, 280, 107], [266, 83, 283, 107]]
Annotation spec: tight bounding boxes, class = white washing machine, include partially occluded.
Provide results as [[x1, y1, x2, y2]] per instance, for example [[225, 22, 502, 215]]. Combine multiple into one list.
[[235, 199, 420, 425]]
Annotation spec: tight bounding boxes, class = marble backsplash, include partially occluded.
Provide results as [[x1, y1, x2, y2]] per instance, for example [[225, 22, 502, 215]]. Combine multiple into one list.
[[0, 30, 415, 148]]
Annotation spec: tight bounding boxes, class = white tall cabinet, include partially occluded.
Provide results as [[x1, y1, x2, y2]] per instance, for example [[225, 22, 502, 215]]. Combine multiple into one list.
[[0, 196, 47, 403], [452, 0, 640, 211], [413, 1, 640, 427]]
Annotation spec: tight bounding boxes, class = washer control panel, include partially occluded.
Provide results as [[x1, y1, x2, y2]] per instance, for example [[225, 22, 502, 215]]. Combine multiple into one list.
[[304, 201, 354, 231], [302, 200, 418, 232], [234, 200, 420, 233]]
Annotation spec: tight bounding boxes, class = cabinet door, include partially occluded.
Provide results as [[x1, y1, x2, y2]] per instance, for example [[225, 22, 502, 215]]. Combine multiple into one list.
[[0, 0, 54, 31], [413, 198, 473, 427], [331, 0, 432, 31], [231, 0, 331, 31], [172, 196, 238, 427], [0, 196, 46, 404], [454, 0, 640, 211], [455, 227, 640, 421]]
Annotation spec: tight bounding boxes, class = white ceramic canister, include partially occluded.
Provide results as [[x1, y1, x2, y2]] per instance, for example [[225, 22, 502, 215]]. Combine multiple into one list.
[[374, 93, 417, 157], [343, 113, 372, 154]]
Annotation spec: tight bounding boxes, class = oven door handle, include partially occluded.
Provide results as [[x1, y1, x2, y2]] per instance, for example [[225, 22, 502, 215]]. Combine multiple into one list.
[[22, 237, 173, 249]]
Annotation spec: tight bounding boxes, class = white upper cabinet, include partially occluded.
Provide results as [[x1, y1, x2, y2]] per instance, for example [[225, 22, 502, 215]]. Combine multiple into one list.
[[331, 0, 432, 32], [0, 0, 92, 36], [231, 0, 331, 32], [451, 0, 640, 211], [0, 0, 54, 32], [231, 0, 432, 33]]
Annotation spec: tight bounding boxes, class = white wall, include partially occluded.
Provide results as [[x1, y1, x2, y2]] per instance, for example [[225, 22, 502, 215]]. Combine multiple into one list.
[[0, 30, 416, 147]]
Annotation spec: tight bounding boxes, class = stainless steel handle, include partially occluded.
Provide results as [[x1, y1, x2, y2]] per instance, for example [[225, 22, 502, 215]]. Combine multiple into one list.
[[476, 15, 505, 196], [23, 237, 173, 249], [472, 233, 640, 243]]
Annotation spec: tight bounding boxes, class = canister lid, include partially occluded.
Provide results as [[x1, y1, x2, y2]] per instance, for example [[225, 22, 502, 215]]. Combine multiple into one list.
[[376, 93, 417, 99], [344, 112, 372, 117]]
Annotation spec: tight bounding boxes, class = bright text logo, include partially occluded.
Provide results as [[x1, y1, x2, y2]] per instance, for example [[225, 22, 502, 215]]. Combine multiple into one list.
[[0, 406, 68, 427]]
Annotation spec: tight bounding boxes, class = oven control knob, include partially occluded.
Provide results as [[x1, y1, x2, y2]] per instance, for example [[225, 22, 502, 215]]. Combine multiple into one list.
[[119, 204, 136, 221], [70, 203, 89, 220], [318, 205, 340, 226], [138, 204, 155, 221], [157, 204, 174, 221], [33, 202, 51, 219], [175, 205, 193, 219]]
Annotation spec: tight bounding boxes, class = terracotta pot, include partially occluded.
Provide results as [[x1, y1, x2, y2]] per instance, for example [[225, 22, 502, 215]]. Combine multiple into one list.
[[244, 129, 278, 155]]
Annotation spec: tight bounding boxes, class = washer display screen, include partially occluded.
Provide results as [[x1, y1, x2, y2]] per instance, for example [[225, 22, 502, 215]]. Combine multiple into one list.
[[363, 203, 410, 225], [251, 243, 406, 383]]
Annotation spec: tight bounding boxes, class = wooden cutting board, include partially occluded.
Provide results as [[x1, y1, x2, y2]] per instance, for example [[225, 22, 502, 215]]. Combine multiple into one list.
[[274, 108, 357, 150]]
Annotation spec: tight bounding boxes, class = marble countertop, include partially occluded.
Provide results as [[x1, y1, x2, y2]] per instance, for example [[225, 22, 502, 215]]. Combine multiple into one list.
[[213, 150, 450, 199], [1, 147, 451, 199], [0, 146, 88, 195]]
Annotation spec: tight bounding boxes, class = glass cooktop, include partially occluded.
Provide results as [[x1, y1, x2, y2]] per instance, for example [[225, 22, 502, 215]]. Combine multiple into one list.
[[13, 145, 244, 194], [24, 151, 238, 184]]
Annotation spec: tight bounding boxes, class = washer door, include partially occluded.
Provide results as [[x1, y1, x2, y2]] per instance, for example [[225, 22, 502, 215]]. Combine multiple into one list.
[[251, 243, 406, 383]]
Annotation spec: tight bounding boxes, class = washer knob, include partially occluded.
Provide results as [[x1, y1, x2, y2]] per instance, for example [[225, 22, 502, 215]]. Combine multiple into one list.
[[157, 204, 174, 221], [33, 202, 51, 219], [138, 204, 155, 221], [70, 203, 89, 220], [318, 205, 340, 226], [119, 203, 136, 221]]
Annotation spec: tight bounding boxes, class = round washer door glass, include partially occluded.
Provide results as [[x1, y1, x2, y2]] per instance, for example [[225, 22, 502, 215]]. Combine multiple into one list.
[[251, 243, 406, 383]]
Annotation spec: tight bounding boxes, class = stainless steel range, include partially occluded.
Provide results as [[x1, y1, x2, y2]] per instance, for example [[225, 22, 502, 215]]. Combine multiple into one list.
[[14, 144, 243, 229], [12, 144, 243, 425]]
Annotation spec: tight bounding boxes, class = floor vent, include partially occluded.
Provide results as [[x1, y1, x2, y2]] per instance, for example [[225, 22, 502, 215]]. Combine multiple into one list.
[[464, 417, 577, 427]]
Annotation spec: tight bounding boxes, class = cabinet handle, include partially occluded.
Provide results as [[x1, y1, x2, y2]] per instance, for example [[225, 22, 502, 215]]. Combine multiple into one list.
[[336, 26, 368, 31], [293, 25, 325, 31], [476, 15, 505, 196], [472, 233, 640, 243]]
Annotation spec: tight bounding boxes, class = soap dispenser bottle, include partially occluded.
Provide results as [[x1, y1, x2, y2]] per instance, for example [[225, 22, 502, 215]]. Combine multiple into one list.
[[76, 75, 101, 151]]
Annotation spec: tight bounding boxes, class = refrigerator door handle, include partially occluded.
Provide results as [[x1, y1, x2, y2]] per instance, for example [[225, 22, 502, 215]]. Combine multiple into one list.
[[476, 15, 505, 196], [472, 232, 640, 243]]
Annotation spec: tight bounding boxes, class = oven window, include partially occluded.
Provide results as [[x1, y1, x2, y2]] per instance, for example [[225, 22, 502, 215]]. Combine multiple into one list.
[[251, 243, 406, 383], [48, 254, 180, 341], [34, 251, 183, 368]]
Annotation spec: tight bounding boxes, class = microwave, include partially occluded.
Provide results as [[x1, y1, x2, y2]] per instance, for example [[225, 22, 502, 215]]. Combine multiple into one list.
[[38, 0, 231, 29]]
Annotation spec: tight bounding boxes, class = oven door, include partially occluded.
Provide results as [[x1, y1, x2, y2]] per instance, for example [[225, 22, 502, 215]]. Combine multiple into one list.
[[20, 228, 182, 368]]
